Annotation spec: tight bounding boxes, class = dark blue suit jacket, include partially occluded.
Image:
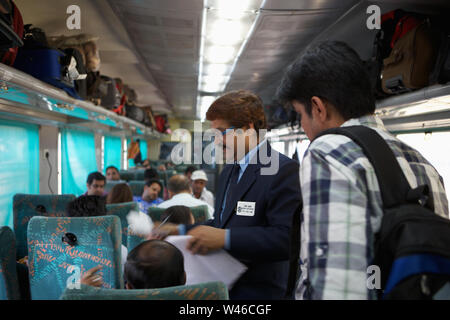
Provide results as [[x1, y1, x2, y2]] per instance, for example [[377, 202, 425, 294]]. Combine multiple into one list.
[[186, 142, 301, 299]]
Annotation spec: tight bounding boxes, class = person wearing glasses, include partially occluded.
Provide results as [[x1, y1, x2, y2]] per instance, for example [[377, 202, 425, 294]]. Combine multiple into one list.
[[156, 90, 301, 300]]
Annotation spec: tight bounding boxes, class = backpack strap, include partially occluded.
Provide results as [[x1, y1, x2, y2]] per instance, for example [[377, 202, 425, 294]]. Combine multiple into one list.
[[314, 125, 411, 208]]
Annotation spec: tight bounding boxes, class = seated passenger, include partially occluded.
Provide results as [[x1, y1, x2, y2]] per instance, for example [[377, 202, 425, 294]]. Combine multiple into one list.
[[105, 166, 121, 181], [184, 165, 197, 181], [67, 195, 128, 270], [82, 240, 186, 290], [141, 159, 151, 169], [85, 171, 107, 196], [158, 175, 214, 219], [161, 205, 195, 225], [133, 179, 164, 212], [157, 164, 167, 172], [144, 168, 159, 183], [106, 183, 133, 204], [191, 170, 214, 208], [277, 40, 449, 299]]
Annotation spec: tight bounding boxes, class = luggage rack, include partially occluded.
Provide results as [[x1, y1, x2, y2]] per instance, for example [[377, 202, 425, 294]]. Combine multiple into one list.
[[0, 63, 165, 139], [376, 83, 450, 133]]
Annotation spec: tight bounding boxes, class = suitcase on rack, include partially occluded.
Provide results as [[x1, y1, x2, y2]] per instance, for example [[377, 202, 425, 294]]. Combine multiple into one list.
[[13, 48, 82, 99], [126, 104, 145, 124], [382, 20, 439, 94], [0, 0, 23, 66], [89, 75, 121, 110]]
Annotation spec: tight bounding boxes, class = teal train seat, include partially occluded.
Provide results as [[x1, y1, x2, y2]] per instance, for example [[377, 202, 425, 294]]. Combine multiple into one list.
[[104, 181, 124, 193], [60, 281, 229, 300], [135, 170, 146, 181], [13, 194, 76, 259], [27, 216, 123, 300], [119, 171, 135, 182], [0, 227, 20, 300], [147, 205, 208, 223], [128, 180, 145, 197], [126, 230, 146, 252], [106, 202, 138, 246]]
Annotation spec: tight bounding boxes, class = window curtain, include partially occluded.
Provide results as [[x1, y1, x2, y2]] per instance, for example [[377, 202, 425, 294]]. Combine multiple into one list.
[[0, 120, 39, 228], [61, 129, 97, 196], [127, 139, 147, 168], [104, 135, 122, 171]]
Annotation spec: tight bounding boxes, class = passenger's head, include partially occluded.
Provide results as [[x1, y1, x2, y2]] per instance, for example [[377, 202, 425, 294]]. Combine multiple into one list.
[[158, 164, 166, 172], [167, 175, 191, 198], [161, 205, 195, 225], [105, 166, 120, 181], [184, 166, 197, 181], [142, 179, 163, 202], [106, 183, 133, 204], [142, 159, 151, 169], [124, 240, 186, 289], [277, 41, 375, 140], [144, 168, 159, 182], [66, 195, 107, 217], [190, 170, 208, 197], [86, 172, 106, 196], [206, 90, 267, 162]]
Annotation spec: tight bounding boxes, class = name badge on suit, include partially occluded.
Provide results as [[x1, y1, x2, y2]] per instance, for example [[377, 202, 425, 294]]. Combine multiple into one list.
[[236, 201, 256, 216]]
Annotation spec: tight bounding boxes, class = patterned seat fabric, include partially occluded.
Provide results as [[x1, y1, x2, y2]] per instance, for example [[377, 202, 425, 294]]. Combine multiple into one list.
[[13, 194, 76, 259], [128, 180, 145, 197], [147, 205, 208, 223], [0, 227, 20, 300], [60, 281, 229, 300], [27, 216, 123, 300], [126, 231, 147, 253], [106, 202, 138, 246], [119, 171, 135, 182]]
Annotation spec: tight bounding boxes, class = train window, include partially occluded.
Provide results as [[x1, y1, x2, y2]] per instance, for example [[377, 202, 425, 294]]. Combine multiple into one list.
[[57, 131, 62, 195], [0, 120, 39, 228], [397, 132, 450, 201], [104, 136, 123, 172], [123, 138, 128, 171]]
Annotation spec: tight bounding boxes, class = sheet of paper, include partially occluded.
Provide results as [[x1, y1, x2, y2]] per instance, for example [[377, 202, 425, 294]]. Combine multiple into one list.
[[166, 235, 248, 290]]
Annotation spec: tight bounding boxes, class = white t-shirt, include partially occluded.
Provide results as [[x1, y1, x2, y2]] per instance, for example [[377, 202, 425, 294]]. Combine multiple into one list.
[[157, 193, 214, 219]]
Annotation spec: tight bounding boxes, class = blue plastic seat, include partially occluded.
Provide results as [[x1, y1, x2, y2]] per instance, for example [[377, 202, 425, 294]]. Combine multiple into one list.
[[0, 227, 20, 300], [27, 215, 123, 300], [13, 194, 76, 259], [60, 281, 229, 300]]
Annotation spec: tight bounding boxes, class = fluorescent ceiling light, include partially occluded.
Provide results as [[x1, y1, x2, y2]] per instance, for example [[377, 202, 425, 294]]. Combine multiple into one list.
[[207, 20, 245, 46], [210, 0, 257, 19], [203, 63, 231, 76], [202, 75, 229, 84], [201, 82, 226, 93], [205, 46, 236, 64]]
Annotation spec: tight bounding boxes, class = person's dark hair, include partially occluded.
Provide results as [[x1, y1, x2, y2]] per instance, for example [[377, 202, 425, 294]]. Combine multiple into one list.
[[87, 171, 106, 185], [124, 240, 185, 289], [276, 41, 375, 120], [105, 166, 119, 174], [106, 183, 133, 204], [167, 175, 190, 194], [161, 206, 193, 225], [145, 179, 163, 191], [144, 168, 159, 181], [66, 195, 107, 217], [206, 90, 267, 132], [184, 166, 197, 175]]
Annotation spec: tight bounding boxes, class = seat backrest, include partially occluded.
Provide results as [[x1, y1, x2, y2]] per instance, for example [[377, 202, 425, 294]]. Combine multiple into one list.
[[147, 207, 166, 222], [27, 216, 123, 300], [13, 194, 76, 259], [119, 171, 135, 182], [60, 281, 229, 300], [106, 202, 138, 246], [190, 205, 209, 223], [135, 170, 146, 181], [0, 227, 20, 300], [104, 180, 123, 193], [128, 180, 146, 197], [126, 231, 146, 252]]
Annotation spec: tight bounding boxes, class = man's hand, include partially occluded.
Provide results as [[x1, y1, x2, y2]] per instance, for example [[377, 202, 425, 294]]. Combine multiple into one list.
[[187, 226, 225, 255], [81, 266, 103, 287], [146, 222, 180, 240]]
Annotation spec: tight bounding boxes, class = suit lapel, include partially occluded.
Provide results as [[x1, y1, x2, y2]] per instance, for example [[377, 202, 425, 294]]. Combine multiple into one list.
[[214, 165, 233, 225], [219, 164, 259, 228]]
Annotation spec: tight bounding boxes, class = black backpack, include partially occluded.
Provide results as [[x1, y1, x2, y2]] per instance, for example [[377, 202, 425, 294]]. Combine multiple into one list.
[[308, 126, 450, 299]]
